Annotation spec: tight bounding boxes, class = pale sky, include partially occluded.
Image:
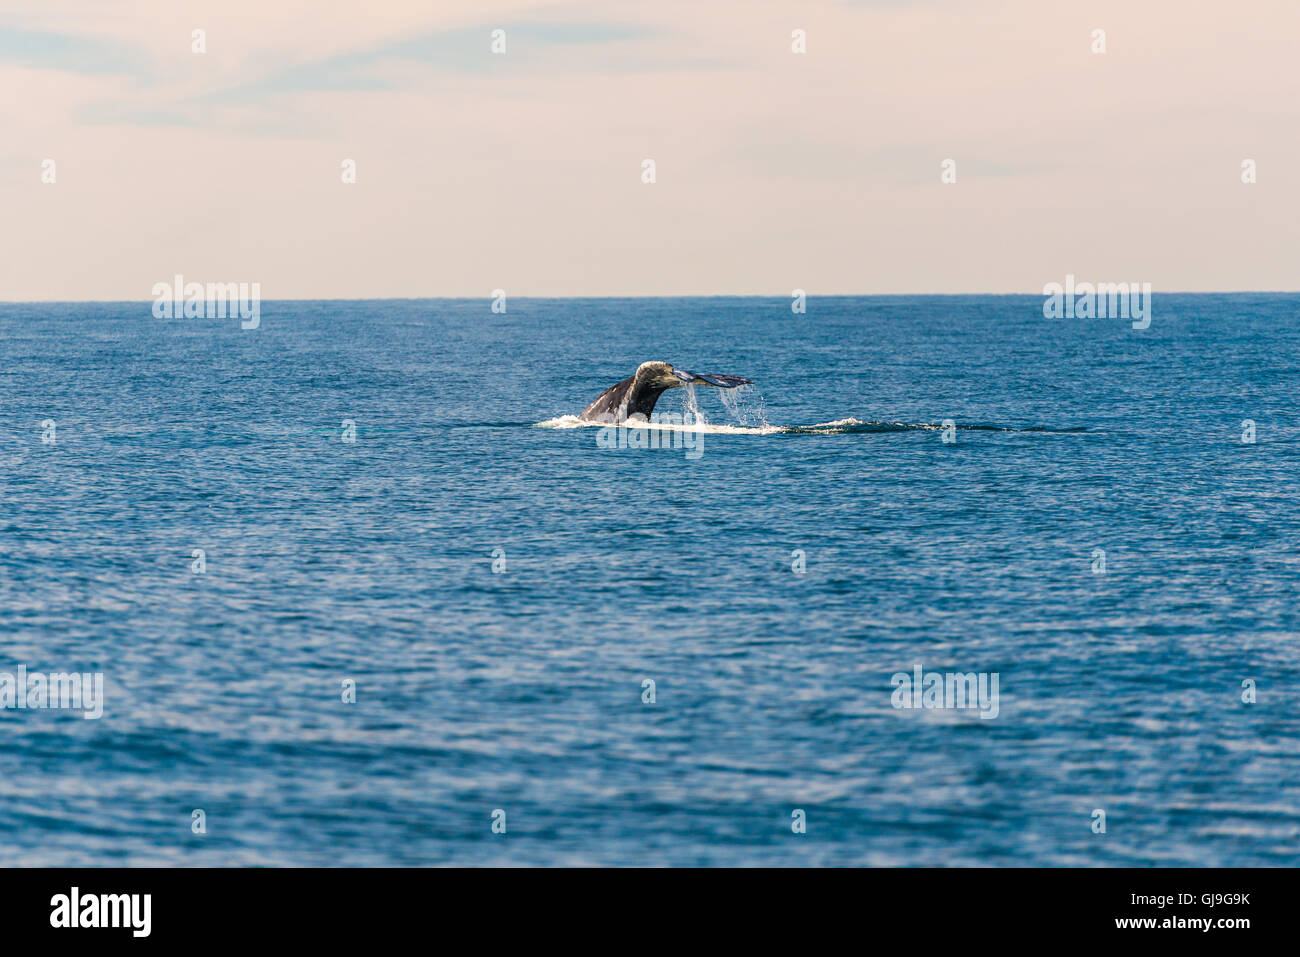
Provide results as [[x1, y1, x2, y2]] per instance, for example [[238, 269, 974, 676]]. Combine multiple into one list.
[[2, 0, 1297, 300]]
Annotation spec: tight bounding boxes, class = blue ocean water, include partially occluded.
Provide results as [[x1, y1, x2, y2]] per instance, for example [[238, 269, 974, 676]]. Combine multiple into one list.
[[0, 294, 1296, 866]]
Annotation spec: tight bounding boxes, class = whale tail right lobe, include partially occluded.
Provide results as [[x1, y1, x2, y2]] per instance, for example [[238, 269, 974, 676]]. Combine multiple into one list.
[[671, 370, 752, 389]]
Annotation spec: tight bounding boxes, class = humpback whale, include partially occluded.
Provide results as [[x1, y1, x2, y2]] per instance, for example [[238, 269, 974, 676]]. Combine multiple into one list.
[[579, 361, 753, 422]]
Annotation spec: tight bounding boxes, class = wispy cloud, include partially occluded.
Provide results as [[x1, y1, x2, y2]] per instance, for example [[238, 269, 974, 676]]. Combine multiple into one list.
[[201, 20, 659, 103], [0, 27, 150, 77]]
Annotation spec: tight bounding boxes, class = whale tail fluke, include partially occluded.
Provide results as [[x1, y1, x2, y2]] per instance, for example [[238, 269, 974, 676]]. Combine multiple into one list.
[[580, 361, 753, 422], [671, 370, 753, 389]]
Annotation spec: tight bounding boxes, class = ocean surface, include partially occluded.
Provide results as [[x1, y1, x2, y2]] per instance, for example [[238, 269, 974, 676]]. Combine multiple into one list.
[[0, 294, 1297, 867]]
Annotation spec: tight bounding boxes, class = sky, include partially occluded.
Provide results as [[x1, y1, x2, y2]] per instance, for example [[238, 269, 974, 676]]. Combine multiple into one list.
[[1, 0, 1297, 300]]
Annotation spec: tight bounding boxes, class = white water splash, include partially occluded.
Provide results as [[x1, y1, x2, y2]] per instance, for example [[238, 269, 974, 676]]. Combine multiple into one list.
[[681, 383, 703, 425], [719, 384, 770, 430]]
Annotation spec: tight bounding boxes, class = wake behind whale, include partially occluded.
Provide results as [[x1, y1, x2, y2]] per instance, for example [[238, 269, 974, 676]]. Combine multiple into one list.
[[537, 361, 1085, 435], [537, 415, 1087, 435]]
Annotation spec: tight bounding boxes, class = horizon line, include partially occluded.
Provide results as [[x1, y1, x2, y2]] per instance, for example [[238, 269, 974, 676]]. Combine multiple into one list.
[[3, 289, 1300, 305]]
